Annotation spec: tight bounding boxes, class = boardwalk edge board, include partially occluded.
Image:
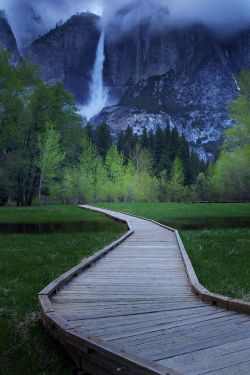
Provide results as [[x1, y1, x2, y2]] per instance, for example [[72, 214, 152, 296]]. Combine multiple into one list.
[[89, 205, 250, 315], [38, 206, 181, 375]]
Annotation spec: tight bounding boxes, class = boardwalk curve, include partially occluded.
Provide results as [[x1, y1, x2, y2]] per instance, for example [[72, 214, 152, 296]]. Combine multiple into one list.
[[39, 205, 250, 375]]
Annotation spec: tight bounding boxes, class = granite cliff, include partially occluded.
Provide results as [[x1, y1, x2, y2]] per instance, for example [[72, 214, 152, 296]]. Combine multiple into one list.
[[0, 10, 19, 63], [27, 13, 100, 104], [101, 23, 240, 157], [16, 12, 250, 157]]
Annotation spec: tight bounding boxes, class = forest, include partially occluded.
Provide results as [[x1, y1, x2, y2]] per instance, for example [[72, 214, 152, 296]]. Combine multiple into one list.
[[0, 49, 249, 206]]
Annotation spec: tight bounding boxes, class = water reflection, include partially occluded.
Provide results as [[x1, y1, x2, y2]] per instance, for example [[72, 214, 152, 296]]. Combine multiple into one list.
[[1, 217, 249, 235], [0, 221, 123, 235]]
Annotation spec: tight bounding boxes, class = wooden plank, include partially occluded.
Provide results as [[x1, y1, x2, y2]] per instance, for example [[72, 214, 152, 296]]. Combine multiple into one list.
[[157, 337, 250, 375], [38, 205, 250, 375]]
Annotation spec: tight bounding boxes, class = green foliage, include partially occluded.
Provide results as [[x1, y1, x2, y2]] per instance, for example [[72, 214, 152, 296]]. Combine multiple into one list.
[[61, 124, 206, 204], [226, 70, 250, 149], [0, 49, 83, 206], [62, 136, 103, 203], [165, 158, 186, 202], [212, 147, 250, 200], [105, 145, 126, 201], [182, 228, 250, 300], [38, 122, 65, 201], [211, 70, 250, 201], [94, 122, 112, 158], [62, 137, 160, 204], [196, 172, 213, 201], [117, 125, 204, 183]]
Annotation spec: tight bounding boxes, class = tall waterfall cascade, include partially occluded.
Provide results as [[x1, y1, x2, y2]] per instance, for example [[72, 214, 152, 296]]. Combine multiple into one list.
[[79, 31, 107, 120]]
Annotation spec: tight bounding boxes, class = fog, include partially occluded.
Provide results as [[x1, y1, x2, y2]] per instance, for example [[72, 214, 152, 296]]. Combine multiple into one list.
[[1, 0, 250, 47]]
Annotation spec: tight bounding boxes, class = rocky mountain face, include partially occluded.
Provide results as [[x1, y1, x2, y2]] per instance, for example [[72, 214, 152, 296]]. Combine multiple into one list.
[[227, 29, 250, 71], [0, 10, 20, 63], [26, 13, 100, 104], [23, 13, 250, 157], [101, 24, 241, 157]]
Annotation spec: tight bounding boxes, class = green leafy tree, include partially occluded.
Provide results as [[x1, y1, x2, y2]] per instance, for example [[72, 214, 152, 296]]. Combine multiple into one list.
[[38, 122, 65, 203], [0, 50, 82, 205], [212, 70, 250, 201], [196, 172, 212, 201], [167, 157, 187, 202], [212, 147, 250, 200], [105, 145, 125, 201], [129, 144, 153, 175]]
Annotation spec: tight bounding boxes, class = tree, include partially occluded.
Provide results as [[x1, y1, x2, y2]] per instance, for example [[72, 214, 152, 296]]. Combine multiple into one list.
[[129, 144, 153, 175], [212, 70, 250, 201], [226, 70, 250, 149], [78, 136, 101, 202], [0, 52, 40, 205], [94, 123, 112, 158], [105, 145, 125, 201], [140, 127, 149, 149], [167, 157, 187, 202], [62, 135, 102, 203], [117, 130, 125, 153], [38, 122, 65, 204], [169, 127, 180, 161], [123, 126, 136, 162], [212, 147, 250, 200], [196, 172, 212, 201], [0, 50, 82, 205], [153, 126, 164, 173]]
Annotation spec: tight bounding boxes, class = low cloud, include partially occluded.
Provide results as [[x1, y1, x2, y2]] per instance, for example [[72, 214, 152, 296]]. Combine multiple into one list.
[[1, 0, 250, 48]]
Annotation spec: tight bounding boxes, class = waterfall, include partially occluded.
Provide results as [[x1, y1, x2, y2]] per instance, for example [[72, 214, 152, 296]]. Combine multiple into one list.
[[80, 31, 107, 120]]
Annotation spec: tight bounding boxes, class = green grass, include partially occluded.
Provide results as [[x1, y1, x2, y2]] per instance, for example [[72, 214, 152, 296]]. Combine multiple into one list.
[[0, 205, 125, 375], [98, 203, 250, 300], [96, 202, 250, 220], [181, 229, 250, 300], [0, 204, 111, 223]]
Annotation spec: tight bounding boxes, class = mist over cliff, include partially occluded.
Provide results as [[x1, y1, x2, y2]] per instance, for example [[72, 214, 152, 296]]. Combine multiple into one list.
[[2, 0, 250, 158], [3, 0, 250, 47]]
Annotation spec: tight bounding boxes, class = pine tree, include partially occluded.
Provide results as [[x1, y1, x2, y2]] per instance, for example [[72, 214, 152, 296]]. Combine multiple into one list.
[[85, 123, 94, 144], [140, 127, 149, 149], [94, 122, 112, 158], [153, 126, 164, 173], [117, 130, 125, 153], [178, 135, 190, 184], [123, 126, 135, 162], [159, 125, 171, 174], [169, 127, 180, 161]]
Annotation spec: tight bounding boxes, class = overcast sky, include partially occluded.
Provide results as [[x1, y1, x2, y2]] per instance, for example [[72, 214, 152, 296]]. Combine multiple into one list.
[[1, 0, 250, 47]]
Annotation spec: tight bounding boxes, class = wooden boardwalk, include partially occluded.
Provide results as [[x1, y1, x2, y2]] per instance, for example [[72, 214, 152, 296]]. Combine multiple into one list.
[[39, 206, 250, 375]]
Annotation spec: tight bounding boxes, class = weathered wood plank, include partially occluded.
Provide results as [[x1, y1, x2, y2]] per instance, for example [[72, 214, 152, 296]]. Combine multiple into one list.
[[39, 205, 250, 375]]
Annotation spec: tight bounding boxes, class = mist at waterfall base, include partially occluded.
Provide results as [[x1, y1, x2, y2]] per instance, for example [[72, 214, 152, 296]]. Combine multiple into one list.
[[79, 31, 108, 121]]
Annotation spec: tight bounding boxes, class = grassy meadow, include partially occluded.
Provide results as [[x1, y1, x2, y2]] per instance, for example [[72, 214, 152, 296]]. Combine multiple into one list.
[[0, 205, 125, 375], [99, 203, 250, 300]]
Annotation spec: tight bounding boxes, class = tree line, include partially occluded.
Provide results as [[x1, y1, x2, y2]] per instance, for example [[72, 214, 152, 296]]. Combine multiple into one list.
[[0, 49, 249, 205], [0, 49, 83, 205]]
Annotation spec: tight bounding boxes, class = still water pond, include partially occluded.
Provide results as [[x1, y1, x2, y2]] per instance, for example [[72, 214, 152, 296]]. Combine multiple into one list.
[[0, 220, 123, 235], [1, 217, 250, 234], [162, 217, 250, 230]]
